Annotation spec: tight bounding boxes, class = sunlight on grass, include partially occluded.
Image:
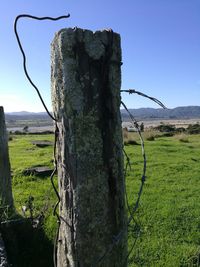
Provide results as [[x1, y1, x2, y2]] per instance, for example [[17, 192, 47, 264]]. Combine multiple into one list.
[[8, 133, 200, 266], [125, 134, 200, 266]]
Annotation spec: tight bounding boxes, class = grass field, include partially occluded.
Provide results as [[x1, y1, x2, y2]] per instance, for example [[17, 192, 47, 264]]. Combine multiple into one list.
[[8, 134, 57, 240], [3, 134, 56, 267], [5, 132, 200, 266], [125, 133, 200, 266]]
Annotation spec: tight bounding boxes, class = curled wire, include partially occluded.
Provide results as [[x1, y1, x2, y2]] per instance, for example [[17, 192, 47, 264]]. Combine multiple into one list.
[[14, 13, 70, 267], [121, 90, 166, 261], [121, 101, 146, 225], [14, 13, 70, 121], [121, 89, 166, 224]]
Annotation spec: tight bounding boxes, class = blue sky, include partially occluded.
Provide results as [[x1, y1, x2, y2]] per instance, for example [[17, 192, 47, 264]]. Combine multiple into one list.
[[0, 0, 199, 112]]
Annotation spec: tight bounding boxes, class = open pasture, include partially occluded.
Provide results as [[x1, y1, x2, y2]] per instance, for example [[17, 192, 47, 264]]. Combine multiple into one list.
[[7, 132, 200, 266]]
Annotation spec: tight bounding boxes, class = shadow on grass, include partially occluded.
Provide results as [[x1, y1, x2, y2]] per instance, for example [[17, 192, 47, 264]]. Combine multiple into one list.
[[1, 218, 53, 267]]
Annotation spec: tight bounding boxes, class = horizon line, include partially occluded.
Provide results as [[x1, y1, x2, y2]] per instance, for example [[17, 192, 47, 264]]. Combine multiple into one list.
[[4, 105, 200, 114]]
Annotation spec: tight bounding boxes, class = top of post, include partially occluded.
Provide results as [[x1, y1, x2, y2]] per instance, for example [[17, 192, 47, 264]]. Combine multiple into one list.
[[51, 27, 121, 62]]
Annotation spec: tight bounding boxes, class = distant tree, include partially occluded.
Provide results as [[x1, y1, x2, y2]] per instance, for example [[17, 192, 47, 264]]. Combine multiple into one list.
[[187, 124, 200, 134], [155, 124, 175, 133], [175, 127, 186, 133], [23, 125, 29, 133]]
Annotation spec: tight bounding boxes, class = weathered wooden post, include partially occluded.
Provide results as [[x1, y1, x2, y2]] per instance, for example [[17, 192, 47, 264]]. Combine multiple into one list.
[[51, 28, 127, 267], [0, 107, 13, 208]]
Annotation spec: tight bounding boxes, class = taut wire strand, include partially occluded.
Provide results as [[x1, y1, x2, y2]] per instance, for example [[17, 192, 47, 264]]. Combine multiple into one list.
[[121, 89, 167, 109]]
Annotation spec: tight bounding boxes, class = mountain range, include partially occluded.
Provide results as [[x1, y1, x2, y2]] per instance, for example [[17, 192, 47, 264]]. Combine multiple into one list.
[[121, 106, 200, 120], [5, 106, 200, 121], [5, 111, 51, 121]]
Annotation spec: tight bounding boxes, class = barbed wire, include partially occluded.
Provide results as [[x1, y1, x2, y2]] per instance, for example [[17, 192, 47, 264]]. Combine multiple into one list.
[[121, 100, 146, 224], [121, 89, 167, 109], [93, 99, 147, 266], [120, 91, 166, 263], [13, 13, 167, 267]]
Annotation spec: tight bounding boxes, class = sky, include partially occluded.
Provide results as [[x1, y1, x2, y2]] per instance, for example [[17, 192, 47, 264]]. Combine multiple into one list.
[[0, 0, 200, 112]]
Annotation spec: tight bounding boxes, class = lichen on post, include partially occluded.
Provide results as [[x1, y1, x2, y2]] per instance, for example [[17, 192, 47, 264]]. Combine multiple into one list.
[[0, 106, 13, 209], [51, 28, 127, 267]]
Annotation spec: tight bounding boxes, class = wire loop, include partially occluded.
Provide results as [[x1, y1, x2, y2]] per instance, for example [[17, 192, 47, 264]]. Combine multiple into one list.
[[14, 13, 70, 121]]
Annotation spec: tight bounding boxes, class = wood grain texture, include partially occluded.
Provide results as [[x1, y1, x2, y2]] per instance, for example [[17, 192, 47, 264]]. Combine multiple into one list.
[[51, 28, 127, 267]]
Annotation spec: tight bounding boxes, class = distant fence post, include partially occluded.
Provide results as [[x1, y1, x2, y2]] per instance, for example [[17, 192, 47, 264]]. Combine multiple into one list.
[[0, 107, 13, 209], [51, 28, 127, 267]]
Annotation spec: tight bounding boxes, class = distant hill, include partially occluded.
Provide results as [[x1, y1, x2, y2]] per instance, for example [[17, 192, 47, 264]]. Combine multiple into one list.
[[5, 106, 200, 122], [5, 111, 51, 121], [121, 106, 200, 121]]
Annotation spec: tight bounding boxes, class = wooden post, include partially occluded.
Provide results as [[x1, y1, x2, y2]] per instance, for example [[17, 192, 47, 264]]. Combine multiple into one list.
[[51, 28, 127, 267], [0, 107, 13, 208]]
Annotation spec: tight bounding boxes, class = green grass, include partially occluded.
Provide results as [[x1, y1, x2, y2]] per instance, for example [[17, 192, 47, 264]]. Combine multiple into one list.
[[4, 134, 57, 267], [126, 133, 200, 266], [9, 135, 56, 221], [5, 133, 200, 266]]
